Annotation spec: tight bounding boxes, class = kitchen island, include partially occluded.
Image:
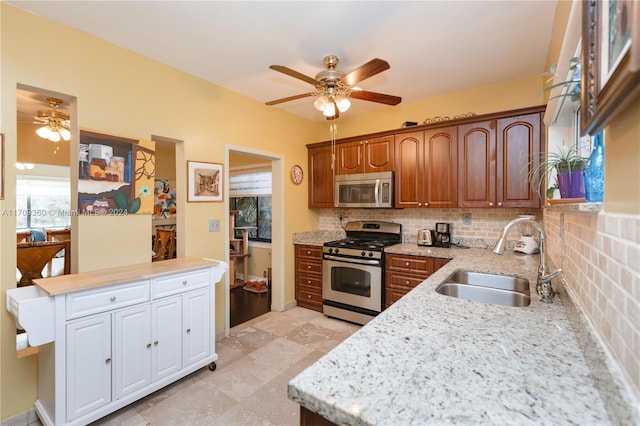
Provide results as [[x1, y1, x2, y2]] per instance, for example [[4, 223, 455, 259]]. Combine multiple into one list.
[[288, 244, 636, 425]]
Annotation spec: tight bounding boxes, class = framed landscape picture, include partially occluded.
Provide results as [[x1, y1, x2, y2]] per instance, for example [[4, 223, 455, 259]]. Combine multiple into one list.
[[187, 161, 223, 202]]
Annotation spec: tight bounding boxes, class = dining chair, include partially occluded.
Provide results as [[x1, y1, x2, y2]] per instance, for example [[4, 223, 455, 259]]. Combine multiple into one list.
[[45, 228, 71, 275], [152, 228, 176, 261], [16, 241, 67, 287]]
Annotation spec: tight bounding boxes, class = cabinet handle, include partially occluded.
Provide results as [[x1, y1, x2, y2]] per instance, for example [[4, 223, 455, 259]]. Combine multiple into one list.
[[154, 341, 159, 345], [405, 280, 410, 285], [497, 202, 502, 207], [186, 328, 191, 333], [307, 280, 312, 284], [488, 202, 494, 207], [182, 280, 188, 285], [147, 343, 152, 348], [306, 251, 311, 255], [405, 262, 410, 267], [307, 265, 312, 270], [424, 202, 429, 207], [105, 358, 111, 364], [308, 294, 312, 299], [110, 296, 116, 302], [418, 203, 422, 207]]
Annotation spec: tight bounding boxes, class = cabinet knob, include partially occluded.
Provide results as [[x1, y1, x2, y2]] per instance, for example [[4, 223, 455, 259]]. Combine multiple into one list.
[[418, 203, 422, 207], [110, 296, 116, 302], [488, 202, 494, 207], [424, 202, 429, 207], [147, 343, 152, 348], [306, 251, 311, 255], [307, 265, 312, 270], [405, 280, 410, 285], [497, 202, 503, 207], [405, 262, 410, 267], [182, 280, 188, 285], [307, 280, 312, 284], [154, 341, 159, 345], [186, 328, 191, 333], [308, 294, 312, 299], [105, 358, 111, 364]]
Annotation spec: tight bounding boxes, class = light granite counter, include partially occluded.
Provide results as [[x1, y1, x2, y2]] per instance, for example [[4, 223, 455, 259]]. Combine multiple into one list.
[[288, 243, 630, 425]]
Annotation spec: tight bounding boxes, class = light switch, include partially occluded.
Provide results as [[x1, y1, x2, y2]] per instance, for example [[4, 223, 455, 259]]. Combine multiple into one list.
[[208, 219, 220, 232]]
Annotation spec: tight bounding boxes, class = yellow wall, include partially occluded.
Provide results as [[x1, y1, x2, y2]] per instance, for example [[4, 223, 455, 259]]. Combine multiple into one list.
[[17, 122, 70, 166], [0, 4, 317, 418]]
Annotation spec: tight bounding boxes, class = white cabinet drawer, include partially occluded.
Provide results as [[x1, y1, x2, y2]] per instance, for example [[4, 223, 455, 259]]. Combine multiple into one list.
[[152, 269, 210, 299], [66, 280, 150, 320]]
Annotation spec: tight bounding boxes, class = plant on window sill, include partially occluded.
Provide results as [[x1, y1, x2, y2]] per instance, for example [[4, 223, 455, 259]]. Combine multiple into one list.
[[539, 56, 581, 102]]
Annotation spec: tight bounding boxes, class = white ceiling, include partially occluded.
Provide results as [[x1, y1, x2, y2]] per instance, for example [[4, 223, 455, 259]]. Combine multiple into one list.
[[10, 1, 557, 123]]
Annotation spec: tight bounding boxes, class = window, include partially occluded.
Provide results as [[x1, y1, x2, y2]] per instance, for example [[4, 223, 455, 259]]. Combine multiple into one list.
[[229, 168, 271, 243], [16, 175, 71, 230], [230, 196, 272, 242]]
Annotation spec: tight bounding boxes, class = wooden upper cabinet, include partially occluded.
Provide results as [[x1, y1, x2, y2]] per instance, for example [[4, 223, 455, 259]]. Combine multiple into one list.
[[424, 126, 457, 208], [458, 113, 542, 208], [457, 120, 497, 208], [308, 145, 335, 208], [336, 135, 395, 175], [394, 131, 424, 208], [496, 113, 542, 208], [395, 128, 457, 208]]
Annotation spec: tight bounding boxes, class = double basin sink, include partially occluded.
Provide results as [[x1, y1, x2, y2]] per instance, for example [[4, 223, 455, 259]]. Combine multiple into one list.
[[435, 270, 531, 307]]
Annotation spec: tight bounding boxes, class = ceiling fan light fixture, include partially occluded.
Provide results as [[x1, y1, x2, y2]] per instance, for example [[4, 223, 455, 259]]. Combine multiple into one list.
[[322, 101, 336, 117], [314, 94, 329, 112], [36, 125, 52, 139], [59, 127, 71, 141], [335, 95, 351, 113], [35, 97, 71, 142]]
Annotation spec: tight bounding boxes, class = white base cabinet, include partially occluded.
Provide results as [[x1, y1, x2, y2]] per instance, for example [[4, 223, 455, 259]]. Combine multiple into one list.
[[19, 259, 228, 426]]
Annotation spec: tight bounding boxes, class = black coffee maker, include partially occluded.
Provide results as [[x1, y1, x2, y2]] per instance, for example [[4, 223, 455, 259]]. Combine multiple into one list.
[[434, 223, 451, 248]]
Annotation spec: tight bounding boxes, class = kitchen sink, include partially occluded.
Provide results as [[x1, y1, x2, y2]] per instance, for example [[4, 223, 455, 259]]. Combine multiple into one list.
[[435, 270, 531, 307]]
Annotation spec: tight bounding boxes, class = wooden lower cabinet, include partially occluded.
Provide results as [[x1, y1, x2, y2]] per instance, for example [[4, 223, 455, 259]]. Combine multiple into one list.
[[384, 253, 450, 308], [295, 245, 323, 312]]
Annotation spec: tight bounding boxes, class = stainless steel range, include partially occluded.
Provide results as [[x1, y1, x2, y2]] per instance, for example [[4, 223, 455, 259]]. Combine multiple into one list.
[[322, 221, 402, 325]]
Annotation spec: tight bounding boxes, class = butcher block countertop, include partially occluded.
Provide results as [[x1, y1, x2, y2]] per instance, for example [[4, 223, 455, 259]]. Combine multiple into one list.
[[33, 257, 223, 296], [288, 239, 637, 425]]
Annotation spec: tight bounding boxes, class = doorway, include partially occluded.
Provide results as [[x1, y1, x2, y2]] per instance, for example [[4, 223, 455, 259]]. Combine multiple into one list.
[[224, 145, 284, 334], [151, 136, 179, 260]]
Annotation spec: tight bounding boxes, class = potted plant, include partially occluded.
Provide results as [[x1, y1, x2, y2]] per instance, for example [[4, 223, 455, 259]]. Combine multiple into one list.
[[529, 143, 588, 199], [540, 56, 581, 102]]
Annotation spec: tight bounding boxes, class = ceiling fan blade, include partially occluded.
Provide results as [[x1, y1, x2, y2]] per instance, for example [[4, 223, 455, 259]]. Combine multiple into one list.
[[350, 90, 402, 106], [341, 58, 390, 86], [265, 92, 316, 106], [269, 65, 321, 86]]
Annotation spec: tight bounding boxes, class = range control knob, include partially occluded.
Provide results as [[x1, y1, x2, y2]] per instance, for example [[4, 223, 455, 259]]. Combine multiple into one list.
[[334, 248, 340, 254], [368, 252, 374, 257], [327, 248, 333, 254], [361, 251, 366, 257]]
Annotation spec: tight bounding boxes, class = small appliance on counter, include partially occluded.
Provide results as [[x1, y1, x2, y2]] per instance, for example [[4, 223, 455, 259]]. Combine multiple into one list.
[[417, 229, 434, 246], [434, 222, 451, 248], [514, 235, 540, 254]]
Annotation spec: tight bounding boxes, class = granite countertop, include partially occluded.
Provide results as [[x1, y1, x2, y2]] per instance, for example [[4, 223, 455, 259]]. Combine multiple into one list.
[[288, 243, 614, 425]]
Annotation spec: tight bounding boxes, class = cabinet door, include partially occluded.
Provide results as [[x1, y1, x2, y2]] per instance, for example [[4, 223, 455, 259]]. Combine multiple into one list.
[[394, 131, 425, 208], [364, 136, 395, 173], [114, 305, 151, 400], [182, 288, 211, 367], [308, 146, 335, 208], [496, 113, 542, 208], [66, 314, 111, 421], [295, 245, 323, 312], [457, 120, 496, 208], [152, 297, 183, 381], [336, 141, 364, 174], [424, 126, 457, 208]]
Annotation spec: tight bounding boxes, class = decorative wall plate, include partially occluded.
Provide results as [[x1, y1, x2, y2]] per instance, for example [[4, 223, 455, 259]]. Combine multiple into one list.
[[290, 164, 303, 184]]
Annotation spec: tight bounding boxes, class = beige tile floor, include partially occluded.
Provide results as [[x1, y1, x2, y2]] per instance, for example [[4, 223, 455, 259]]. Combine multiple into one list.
[[91, 307, 360, 426]]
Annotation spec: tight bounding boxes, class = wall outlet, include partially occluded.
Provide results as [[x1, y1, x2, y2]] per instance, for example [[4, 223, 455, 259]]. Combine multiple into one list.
[[463, 213, 472, 225], [208, 219, 220, 232]]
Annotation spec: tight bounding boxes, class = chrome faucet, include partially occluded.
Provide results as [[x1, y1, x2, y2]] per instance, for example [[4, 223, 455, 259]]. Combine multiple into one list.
[[493, 215, 562, 303]]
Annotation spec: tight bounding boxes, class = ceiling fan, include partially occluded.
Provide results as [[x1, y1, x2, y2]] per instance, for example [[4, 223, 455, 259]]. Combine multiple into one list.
[[265, 55, 402, 120], [34, 97, 71, 142]]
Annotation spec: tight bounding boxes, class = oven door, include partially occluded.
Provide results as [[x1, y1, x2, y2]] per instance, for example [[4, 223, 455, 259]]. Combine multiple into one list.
[[322, 256, 382, 314]]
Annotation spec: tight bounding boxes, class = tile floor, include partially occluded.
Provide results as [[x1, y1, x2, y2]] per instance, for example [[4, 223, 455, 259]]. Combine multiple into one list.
[[90, 307, 360, 425]]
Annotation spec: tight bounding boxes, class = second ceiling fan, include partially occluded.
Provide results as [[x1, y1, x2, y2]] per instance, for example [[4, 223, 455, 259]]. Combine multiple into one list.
[[265, 55, 401, 120]]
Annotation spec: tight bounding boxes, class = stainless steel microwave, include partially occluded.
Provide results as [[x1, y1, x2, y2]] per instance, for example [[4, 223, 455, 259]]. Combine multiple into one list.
[[335, 171, 394, 208]]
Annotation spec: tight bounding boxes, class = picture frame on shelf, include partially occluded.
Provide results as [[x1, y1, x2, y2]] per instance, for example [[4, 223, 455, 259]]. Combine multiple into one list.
[[187, 161, 223, 202], [581, 0, 640, 136]]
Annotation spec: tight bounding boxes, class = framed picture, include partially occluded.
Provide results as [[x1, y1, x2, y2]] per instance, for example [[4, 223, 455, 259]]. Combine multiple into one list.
[[0, 133, 4, 200], [187, 161, 223, 202], [581, 0, 640, 136]]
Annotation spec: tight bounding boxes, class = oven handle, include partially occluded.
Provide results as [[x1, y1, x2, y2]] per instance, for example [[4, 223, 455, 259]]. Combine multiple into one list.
[[323, 255, 382, 266]]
